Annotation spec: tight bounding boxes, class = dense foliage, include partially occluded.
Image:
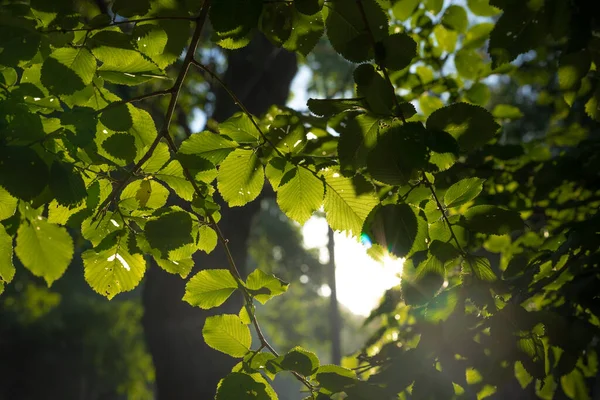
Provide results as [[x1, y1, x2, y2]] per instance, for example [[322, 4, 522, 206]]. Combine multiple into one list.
[[0, 0, 599, 398]]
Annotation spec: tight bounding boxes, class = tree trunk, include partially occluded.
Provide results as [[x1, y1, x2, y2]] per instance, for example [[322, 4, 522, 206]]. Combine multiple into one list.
[[327, 228, 342, 365], [142, 34, 297, 399]]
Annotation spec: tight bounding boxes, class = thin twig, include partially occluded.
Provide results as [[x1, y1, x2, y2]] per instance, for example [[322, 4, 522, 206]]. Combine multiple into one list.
[[190, 60, 286, 158], [100, 89, 173, 111], [422, 173, 466, 255], [94, 2, 211, 219]]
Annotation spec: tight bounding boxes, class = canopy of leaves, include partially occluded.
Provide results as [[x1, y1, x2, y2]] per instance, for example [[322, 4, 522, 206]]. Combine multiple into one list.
[[1, 0, 599, 398]]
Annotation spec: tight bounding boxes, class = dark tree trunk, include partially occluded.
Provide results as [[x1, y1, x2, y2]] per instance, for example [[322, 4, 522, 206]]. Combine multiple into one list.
[[142, 34, 297, 400], [327, 228, 342, 365]]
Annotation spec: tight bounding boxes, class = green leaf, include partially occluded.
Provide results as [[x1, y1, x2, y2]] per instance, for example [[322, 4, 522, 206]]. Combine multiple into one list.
[[217, 149, 265, 207], [100, 103, 133, 132], [379, 33, 417, 71], [464, 205, 524, 235], [219, 112, 261, 144], [427, 103, 499, 152], [434, 25, 458, 53], [154, 160, 197, 201], [488, 4, 548, 68], [184, 269, 239, 309], [82, 235, 146, 299], [295, 0, 324, 15], [142, 142, 171, 173], [15, 219, 73, 285], [145, 211, 194, 259], [245, 269, 289, 304], [492, 104, 523, 119], [260, 3, 293, 46], [463, 22, 495, 50], [178, 130, 239, 165], [198, 225, 218, 253], [362, 204, 424, 258], [393, 0, 420, 20], [49, 162, 87, 206], [280, 346, 320, 376], [466, 82, 491, 106], [429, 215, 468, 246], [0, 224, 15, 294], [265, 157, 294, 190], [325, 0, 388, 62], [464, 256, 497, 281], [315, 365, 357, 393], [402, 259, 445, 306], [216, 372, 277, 400], [276, 167, 324, 224], [112, 0, 151, 17], [210, 0, 262, 48], [90, 31, 165, 85], [101, 133, 137, 162], [337, 114, 381, 173], [442, 5, 468, 33], [419, 94, 444, 117], [81, 212, 123, 247], [424, 0, 443, 14], [155, 257, 194, 278], [203, 314, 252, 358], [133, 22, 168, 57], [455, 49, 486, 80], [307, 98, 366, 117], [561, 368, 590, 400], [0, 21, 41, 66], [367, 122, 428, 185], [40, 47, 96, 95], [558, 51, 591, 91], [0, 186, 18, 221], [283, 7, 324, 56], [322, 170, 378, 236], [120, 179, 169, 210], [425, 287, 459, 323], [443, 177, 484, 208], [467, 0, 500, 16], [260, 115, 305, 158], [354, 64, 395, 115], [0, 146, 49, 201]]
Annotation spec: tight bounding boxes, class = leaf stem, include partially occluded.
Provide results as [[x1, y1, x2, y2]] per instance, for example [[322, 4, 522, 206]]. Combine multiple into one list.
[[190, 60, 286, 158], [422, 173, 466, 255]]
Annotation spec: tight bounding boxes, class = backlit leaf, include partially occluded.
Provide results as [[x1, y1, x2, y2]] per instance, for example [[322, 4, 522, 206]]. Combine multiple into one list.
[[145, 210, 194, 258], [427, 103, 499, 152], [82, 235, 146, 299], [325, 0, 388, 62], [15, 219, 73, 285], [444, 177, 484, 208], [217, 149, 265, 207], [280, 346, 319, 376], [203, 314, 252, 358], [322, 170, 378, 236], [245, 269, 289, 304], [0, 224, 15, 294], [184, 269, 239, 309], [276, 167, 324, 224]]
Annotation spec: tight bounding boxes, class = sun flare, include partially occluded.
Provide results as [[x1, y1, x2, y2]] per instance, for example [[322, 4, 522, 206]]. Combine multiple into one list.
[[302, 216, 403, 317]]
